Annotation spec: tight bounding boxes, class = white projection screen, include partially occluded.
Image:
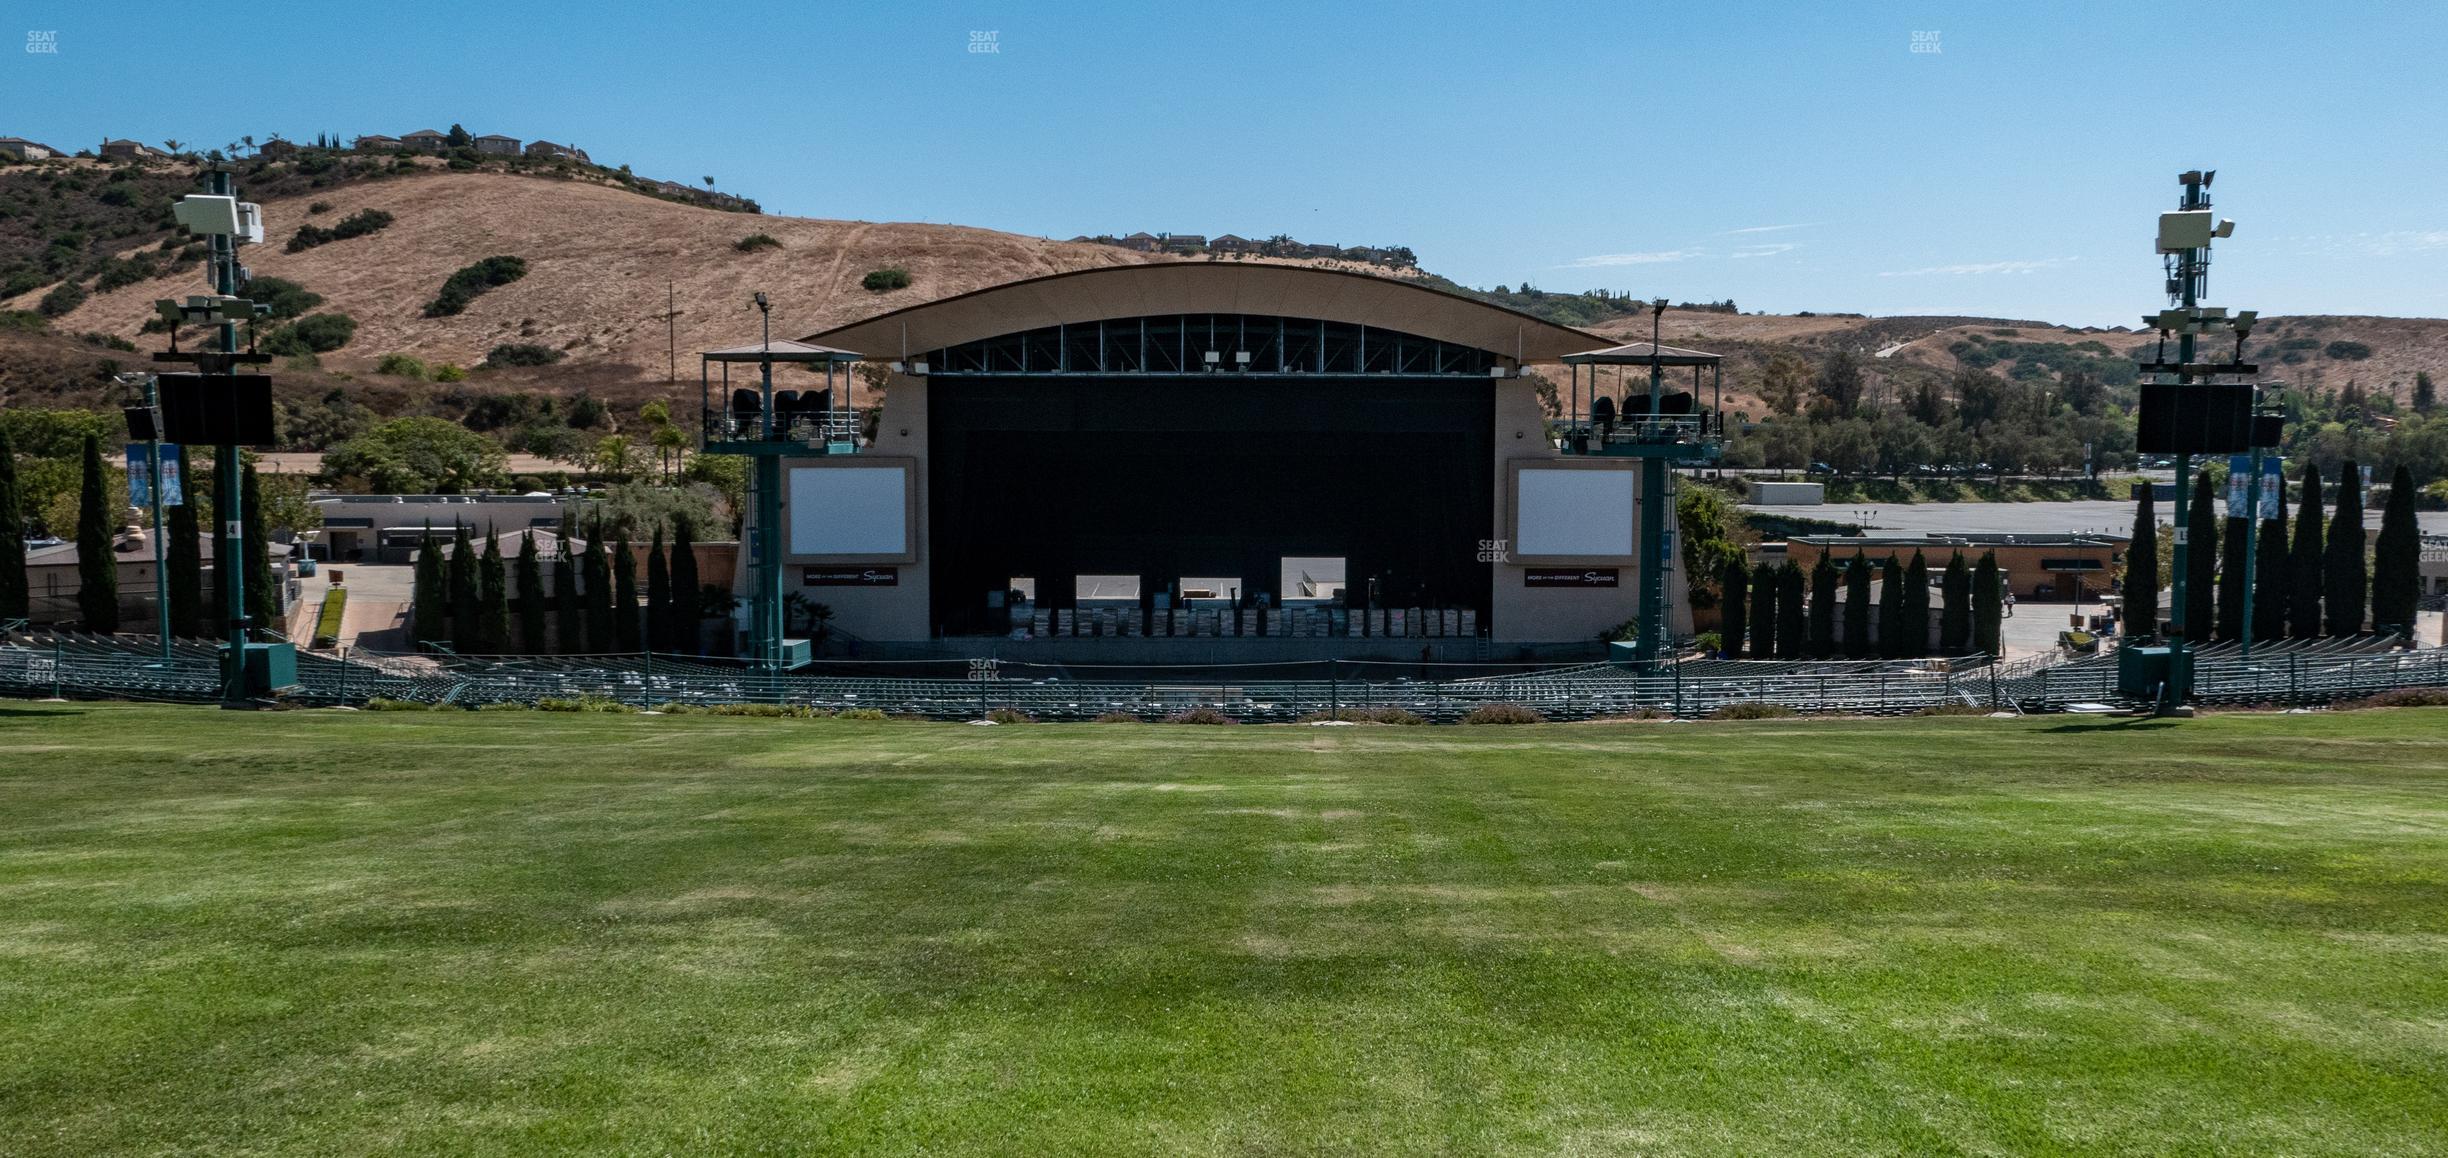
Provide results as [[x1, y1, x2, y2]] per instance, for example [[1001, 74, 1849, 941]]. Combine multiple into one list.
[[789, 463, 913, 559], [1513, 466, 1636, 560]]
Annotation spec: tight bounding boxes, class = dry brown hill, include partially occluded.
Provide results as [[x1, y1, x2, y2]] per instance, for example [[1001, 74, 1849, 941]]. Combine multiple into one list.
[[10, 165, 2445, 420]]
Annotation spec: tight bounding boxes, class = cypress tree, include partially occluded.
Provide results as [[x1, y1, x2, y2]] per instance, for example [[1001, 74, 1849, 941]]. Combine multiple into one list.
[[612, 534, 640, 651], [1842, 551, 1872, 658], [1972, 550, 2003, 657], [515, 533, 546, 653], [1748, 562, 1778, 660], [645, 526, 672, 654], [410, 524, 446, 647], [479, 532, 510, 653], [2253, 496, 2288, 645], [1877, 555, 1906, 658], [1940, 552, 1971, 654], [0, 429, 25, 620], [2288, 464, 2325, 640], [2181, 473, 2216, 642], [74, 434, 119, 631], [582, 525, 614, 652], [1807, 553, 1838, 658], [2324, 462, 2367, 636], [166, 493, 203, 637], [241, 464, 277, 630], [671, 515, 701, 655], [448, 524, 479, 651], [1717, 558, 1748, 657], [1775, 562, 1805, 660], [2372, 464, 2421, 634], [552, 530, 581, 653], [2216, 511, 2250, 642], [2127, 485, 2160, 636], [1902, 551, 1931, 658]]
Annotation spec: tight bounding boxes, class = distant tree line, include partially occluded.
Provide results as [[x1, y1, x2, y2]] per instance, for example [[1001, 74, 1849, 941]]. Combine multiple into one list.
[[408, 513, 727, 656], [1716, 548, 2003, 659]]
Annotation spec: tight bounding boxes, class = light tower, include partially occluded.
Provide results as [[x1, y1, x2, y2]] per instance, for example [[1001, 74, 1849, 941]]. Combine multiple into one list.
[[1560, 301, 1725, 670], [2123, 169, 2277, 711], [699, 297, 864, 675]]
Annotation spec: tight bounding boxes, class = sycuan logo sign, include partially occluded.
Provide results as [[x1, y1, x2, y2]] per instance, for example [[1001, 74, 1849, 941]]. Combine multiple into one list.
[[1524, 568, 1620, 588], [803, 567, 899, 586]]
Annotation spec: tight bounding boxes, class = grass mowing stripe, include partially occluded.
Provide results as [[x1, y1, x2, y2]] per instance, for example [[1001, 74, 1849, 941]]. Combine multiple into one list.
[[0, 704, 2442, 1154]]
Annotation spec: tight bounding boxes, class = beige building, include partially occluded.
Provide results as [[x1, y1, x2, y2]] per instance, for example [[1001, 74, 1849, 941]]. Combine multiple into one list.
[[725, 262, 1689, 659]]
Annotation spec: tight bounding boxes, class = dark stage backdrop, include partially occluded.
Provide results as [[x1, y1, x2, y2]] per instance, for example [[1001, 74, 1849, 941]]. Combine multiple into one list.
[[927, 376, 1494, 634]]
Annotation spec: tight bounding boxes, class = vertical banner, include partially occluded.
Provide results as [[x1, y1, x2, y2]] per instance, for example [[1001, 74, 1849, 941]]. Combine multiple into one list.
[[2226, 454, 2282, 514], [125, 444, 186, 509], [126, 444, 153, 509]]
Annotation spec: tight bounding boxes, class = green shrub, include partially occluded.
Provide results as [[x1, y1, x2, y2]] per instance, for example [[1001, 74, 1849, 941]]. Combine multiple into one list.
[[861, 267, 911, 292], [2324, 340, 2373, 361], [1708, 702, 1797, 720], [1165, 706, 1236, 725], [424, 255, 527, 317], [374, 353, 428, 379], [534, 696, 638, 713], [1092, 710, 1146, 723], [985, 707, 1033, 724], [483, 343, 563, 368], [2338, 688, 2448, 710], [94, 254, 159, 292], [733, 233, 782, 253], [838, 707, 888, 721], [245, 276, 324, 320], [311, 588, 347, 648], [1461, 703, 1545, 725], [1299, 707, 1428, 725], [433, 363, 467, 382], [262, 312, 356, 355], [0, 310, 46, 334], [287, 208, 394, 253], [307, 200, 332, 215], [364, 697, 438, 711], [661, 702, 832, 718], [37, 281, 86, 317]]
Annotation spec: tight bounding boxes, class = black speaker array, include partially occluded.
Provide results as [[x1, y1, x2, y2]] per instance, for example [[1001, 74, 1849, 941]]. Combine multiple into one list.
[[156, 373, 277, 446], [2137, 382, 2261, 454]]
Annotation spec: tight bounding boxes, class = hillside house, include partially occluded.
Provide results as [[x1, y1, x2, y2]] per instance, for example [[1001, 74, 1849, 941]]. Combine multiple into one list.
[[1161, 233, 1209, 252], [353, 134, 401, 151], [255, 139, 297, 159], [399, 129, 449, 152], [0, 137, 61, 161], [524, 139, 589, 163], [474, 133, 521, 156], [1209, 234, 1252, 253], [1119, 232, 1160, 252], [99, 139, 159, 160]]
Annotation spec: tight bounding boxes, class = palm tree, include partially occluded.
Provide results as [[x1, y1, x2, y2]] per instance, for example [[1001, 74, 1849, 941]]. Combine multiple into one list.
[[161, 139, 185, 158], [241, 134, 255, 155]]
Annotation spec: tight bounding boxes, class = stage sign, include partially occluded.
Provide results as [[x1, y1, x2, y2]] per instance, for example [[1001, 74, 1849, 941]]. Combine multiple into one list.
[[1525, 568, 1621, 588], [803, 566, 898, 586]]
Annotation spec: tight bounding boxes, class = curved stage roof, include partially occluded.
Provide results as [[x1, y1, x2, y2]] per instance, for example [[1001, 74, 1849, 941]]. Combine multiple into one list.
[[805, 263, 1606, 365]]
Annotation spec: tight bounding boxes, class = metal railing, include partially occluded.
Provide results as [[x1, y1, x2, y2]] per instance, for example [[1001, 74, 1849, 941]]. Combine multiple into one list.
[[5, 633, 2442, 720]]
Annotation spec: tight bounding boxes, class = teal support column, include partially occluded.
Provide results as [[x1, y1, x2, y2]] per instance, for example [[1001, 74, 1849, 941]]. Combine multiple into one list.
[[208, 168, 249, 707], [1636, 456, 1667, 670], [753, 451, 783, 673]]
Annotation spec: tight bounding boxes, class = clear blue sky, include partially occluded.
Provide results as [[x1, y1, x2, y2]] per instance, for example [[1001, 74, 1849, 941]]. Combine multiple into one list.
[[6, 1, 2441, 325]]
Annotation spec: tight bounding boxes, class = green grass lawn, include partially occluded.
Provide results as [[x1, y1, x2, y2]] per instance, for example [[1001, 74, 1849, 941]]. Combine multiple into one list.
[[4, 704, 2446, 1155]]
